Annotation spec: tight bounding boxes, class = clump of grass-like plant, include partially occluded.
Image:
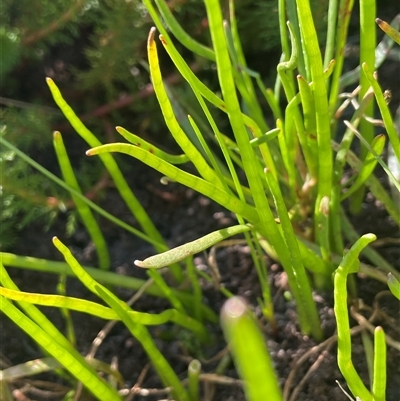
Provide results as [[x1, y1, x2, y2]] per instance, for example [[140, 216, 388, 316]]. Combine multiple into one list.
[[1, 0, 399, 400]]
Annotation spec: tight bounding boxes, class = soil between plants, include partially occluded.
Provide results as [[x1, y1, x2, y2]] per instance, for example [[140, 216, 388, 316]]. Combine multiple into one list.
[[2, 152, 400, 401]]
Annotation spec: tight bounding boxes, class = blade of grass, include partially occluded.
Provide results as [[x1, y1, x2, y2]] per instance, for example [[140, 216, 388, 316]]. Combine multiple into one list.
[[265, 169, 323, 339], [160, 33, 262, 194], [185, 257, 203, 322], [1, 299, 121, 400], [204, 0, 321, 337], [0, 262, 79, 358], [187, 359, 201, 401], [323, 0, 339, 69], [87, 143, 259, 222], [95, 284, 190, 401], [157, 31, 266, 143], [296, 0, 333, 257], [341, 134, 386, 200], [328, 0, 356, 113], [330, 89, 375, 253], [52, 236, 191, 401], [1, 252, 218, 322], [372, 326, 387, 401], [0, 282, 121, 401], [153, 0, 215, 60], [297, 74, 318, 177], [56, 274, 76, 347], [349, 0, 376, 214], [220, 297, 283, 401], [116, 126, 189, 164], [334, 233, 376, 401], [53, 131, 110, 270], [362, 63, 400, 162], [0, 357, 61, 381], [45, 79, 185, 280], [0, 286, 208, 340], [228, 0, 269, 133], [147, 28, 223, 189], [286, 0, 306, 78], [0, 134, 164, 249], [361, 330, 374, 387], [376, 18, 400, 44], [135, 224, 251, 268], [339, 209, 400, 279]]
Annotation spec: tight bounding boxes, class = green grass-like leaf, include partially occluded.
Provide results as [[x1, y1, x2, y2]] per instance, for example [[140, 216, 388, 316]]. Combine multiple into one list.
[[221, 297, 283, 401], [334, 233, 377, 401]]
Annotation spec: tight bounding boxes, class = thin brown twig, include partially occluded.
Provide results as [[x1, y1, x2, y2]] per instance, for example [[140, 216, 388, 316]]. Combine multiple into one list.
[[73, 279, 154, 400], [65, 62, 201, 125], [125, 363, 151, 401], [283, 325, 365, 400], [350, 306, 400, 351], [288, 347, 334, 401]]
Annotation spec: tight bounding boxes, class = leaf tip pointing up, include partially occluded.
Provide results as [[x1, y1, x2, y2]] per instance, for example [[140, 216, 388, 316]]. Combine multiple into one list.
[[148, 26, 157, 47]]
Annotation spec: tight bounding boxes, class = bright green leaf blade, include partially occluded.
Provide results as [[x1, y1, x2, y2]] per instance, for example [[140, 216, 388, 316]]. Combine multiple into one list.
[[94, 285, 190, 401], [0, 286, 203, 335], [53, 131, 110, 270], [372, 326, 387, 401], [153, 0, 215, 60], [362, 63, 400, 163], [264, 169, 323, 340], [220, 297, 283, 401], [45, 78, 176, 274], [116, 126, 189, 164], [341, 134, 386, 200], [147, 28, 223, 189], [334, 234, 377, 401], [0, 297, 121, 401], [135, 224, 251, 268], [158, 32, 265, 141], [87, 143, 259, 222], [1, 252, 218, 323]]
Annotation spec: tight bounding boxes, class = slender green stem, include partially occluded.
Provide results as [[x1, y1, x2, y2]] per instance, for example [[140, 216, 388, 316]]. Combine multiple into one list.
[[46, 78, 184, 280], [0, 286, 208, 340], [53, 236, 190, 401], [153, 0, 215, 60], [188, 359, 201, 401], [349, 0, 376, 213], [328, 0, 356, 113], [324, 0, 339, 69], [372, 327, 386, 401], [1, 252, 218, 322], [0, 135, 164, 249], [265, 169, 323, 339], [53, 131, 110, 270], [221, 297, 283, 401], [334, 233, 376, 401]]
